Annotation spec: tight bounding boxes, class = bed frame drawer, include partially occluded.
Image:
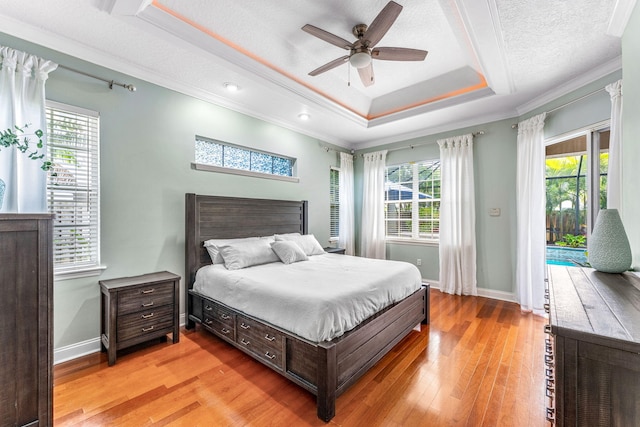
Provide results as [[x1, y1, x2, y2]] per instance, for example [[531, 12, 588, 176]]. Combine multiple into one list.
[[203, 314, 236, 342], [203, 301, 234, 329], [237, 315, 284, 370]]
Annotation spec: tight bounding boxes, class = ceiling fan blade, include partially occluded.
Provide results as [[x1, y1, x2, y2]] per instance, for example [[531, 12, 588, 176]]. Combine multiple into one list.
[[358, 63, 375, 87], [302, 24, 353, 50], [362, 1, 403, 47], [308, 56, 349, 76], [372, 47, 428, 61]]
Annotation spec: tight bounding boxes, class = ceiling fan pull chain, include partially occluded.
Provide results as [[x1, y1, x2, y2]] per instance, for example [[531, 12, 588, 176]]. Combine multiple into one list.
[[347, 63, 351, 86]]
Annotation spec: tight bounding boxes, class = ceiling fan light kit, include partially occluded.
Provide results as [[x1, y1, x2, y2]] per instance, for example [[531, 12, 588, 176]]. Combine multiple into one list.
[[302, 1, 428, 87]]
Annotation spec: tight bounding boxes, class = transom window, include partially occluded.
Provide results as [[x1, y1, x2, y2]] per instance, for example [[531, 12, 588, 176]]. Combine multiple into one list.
[[195, 136, 295, 177], [385, 160, 441, 241]]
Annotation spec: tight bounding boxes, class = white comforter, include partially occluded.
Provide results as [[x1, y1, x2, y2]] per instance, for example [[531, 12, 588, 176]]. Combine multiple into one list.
[[193, 254, 423, 342]]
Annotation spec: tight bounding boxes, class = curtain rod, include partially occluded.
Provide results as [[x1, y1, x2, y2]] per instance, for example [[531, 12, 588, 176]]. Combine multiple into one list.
[[57, 64, 137, 92], [512, 87, 606, 129], [369, 130, 486, 155]]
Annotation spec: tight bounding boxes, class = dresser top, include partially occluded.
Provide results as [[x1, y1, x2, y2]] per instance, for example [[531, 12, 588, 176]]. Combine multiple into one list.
[[99, 271, 180, 290], [549, 266, 640, 351]]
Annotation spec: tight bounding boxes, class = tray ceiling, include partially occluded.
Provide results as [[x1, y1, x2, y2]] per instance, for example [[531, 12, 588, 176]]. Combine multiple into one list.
[[0, 0, 627, 148]]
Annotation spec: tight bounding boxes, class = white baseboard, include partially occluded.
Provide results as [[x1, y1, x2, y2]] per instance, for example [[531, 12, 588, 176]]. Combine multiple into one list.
[[54, 313, 188, 365], [424, 279, 517, 303], [54, 337, 102, 365]]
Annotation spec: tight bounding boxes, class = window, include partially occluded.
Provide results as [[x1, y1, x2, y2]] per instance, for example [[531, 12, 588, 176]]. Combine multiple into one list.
[[194, 136, 296, 181], [385, 160, 441, 241], [330, 168, 340, 240], [46, 101, 101, 278]]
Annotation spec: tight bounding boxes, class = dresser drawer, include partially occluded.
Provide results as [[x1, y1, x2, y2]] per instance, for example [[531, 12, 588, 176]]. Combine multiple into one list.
[[118, 282, 175, 315], [117, 304, 174, 342], [237, 315, 284, 369]]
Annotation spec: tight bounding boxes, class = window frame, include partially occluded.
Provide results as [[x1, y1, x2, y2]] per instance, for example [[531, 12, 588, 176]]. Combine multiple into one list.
[[193, 135, 299, 183], [384, 159, 441, 246], [46, 100, 104, 280]]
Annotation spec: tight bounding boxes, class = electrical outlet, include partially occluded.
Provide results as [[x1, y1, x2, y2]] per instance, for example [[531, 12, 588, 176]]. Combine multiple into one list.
[[417, 259, 422, 266]]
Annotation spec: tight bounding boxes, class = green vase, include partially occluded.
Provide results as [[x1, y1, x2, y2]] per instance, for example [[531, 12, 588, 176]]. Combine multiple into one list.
[[588, 209, 632, 273]]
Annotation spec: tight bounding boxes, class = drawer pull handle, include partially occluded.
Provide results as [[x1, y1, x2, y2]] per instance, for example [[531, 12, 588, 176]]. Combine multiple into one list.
[[204, 319, 213, 326], [544, 324, 552, 334], [141, 288, 155, 294], [240, 338, 250, 346], [142, 302, 154, 307], [221, 313, 231, 320], [544, 303, 550, 313], [142, 326, 154, 332], [240, 323, 250, 330], [545, 407, 555, 422], [221, 328, 230, 335], [545, 354, 554, 366], [141, 312, 154, 319], [265, 334, 276, 342], [264, 351, 276, 360], [204, 305, 213, 311]]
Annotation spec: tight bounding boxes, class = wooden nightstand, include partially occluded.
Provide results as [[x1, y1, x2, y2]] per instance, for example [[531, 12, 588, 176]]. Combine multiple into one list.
[[100, 271, 181, 366], [323, 247, 346, 254]]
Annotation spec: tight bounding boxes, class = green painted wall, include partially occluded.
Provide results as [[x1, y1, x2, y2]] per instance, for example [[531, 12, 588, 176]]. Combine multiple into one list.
[[622, 3, 640, 269], [0, 33, 342, 351]]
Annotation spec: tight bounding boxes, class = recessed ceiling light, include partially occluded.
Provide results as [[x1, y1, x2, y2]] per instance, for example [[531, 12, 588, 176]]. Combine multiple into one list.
[[223, 82, 239, 92], [298, 113, 310, 121]]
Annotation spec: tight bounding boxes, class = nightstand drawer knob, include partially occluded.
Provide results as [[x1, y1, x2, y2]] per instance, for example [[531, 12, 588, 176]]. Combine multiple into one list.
[[141, 288, 155, 294], [141, 302, 154, 307], [205, 305, 213, 311], [265, 334, 276, 342], [221, 328, 230, 335], [141, 312, 154, 319], [265, 351, 276, 360], [204, 319, 213, 326], [142, 326, 154, 332], [240, 322, 250, 330], [240, 338, 250, 346], [221, 313, 231, 320]]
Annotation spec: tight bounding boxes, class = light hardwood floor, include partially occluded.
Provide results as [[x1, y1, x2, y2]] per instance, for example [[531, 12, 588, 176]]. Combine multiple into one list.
[[53, 289, 548, 426]]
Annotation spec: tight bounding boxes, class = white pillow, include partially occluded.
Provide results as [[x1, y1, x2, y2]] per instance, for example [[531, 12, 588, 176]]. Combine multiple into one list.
[[274, 234, 325, 256], [270, 240, 308, 265], [218, 239, 279, 270], [203, 236, 272, 264]]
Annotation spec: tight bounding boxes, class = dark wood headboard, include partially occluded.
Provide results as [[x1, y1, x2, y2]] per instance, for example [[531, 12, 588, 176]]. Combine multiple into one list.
[[184, 193, 308, 289]]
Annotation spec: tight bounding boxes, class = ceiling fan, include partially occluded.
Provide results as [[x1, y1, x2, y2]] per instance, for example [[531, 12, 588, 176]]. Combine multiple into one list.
[[302, 1, 428, 87]]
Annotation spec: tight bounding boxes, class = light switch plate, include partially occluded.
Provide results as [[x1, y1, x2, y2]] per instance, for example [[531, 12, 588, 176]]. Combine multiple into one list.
[[489, 208, 501, 217]]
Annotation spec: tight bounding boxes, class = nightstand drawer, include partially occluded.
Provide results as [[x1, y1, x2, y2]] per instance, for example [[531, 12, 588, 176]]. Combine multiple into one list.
[[117, 304, 174, 342], [118, 282, 174, 315]]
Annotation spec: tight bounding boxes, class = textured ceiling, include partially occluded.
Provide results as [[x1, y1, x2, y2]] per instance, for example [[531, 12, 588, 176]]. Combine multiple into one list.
[[0, 0, 627, 148]]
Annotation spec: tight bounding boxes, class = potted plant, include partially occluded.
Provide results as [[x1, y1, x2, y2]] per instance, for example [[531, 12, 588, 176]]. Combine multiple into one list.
[[0, 124, 52, 209]]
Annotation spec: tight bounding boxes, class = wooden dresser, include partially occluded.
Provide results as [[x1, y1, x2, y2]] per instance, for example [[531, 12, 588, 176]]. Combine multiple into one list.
[[100, 271, 181, 366], [546, 266, 640, 426], [0, 214, 53, 427]]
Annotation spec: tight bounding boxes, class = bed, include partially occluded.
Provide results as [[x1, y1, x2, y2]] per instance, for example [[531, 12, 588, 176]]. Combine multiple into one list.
[[185, 193, 429, 421]]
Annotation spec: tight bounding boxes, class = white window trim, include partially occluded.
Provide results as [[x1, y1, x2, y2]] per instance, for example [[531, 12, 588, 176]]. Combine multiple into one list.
[[192, 162, 299, 183]]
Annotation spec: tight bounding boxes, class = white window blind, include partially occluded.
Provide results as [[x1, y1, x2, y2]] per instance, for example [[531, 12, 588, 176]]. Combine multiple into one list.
[[46, 101, 100, 275], [385, 160, 441, 241], [330, 168, 340, 239]]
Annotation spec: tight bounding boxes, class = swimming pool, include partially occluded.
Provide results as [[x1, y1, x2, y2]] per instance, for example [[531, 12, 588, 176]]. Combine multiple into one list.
[[546, 246, 587, 266]]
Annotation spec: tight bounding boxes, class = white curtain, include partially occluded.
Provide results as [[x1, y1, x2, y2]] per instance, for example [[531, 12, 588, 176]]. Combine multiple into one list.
[[437, 134, 477, 296], [0, 46, 57, 213], [361, 150, 387, 259], [516, 113, 547, 312], [606, 80, 623, 211], [338, 152, 355, 255]]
